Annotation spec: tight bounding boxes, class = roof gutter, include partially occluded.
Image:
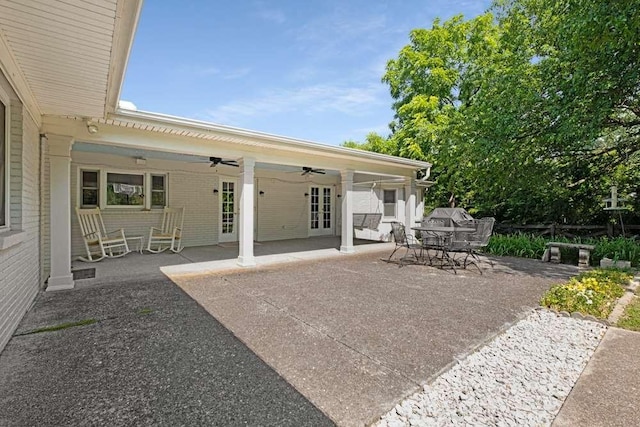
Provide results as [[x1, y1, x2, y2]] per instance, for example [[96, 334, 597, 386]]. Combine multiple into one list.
[[105, 0, 144, 115]]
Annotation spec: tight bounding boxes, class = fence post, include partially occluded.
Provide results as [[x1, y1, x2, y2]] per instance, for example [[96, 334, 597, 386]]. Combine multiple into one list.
[[607, 223, 613, 238], [550, 223, 556, 239]]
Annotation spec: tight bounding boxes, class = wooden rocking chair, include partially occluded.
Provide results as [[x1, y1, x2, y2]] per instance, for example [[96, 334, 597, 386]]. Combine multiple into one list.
[[147, 207, 184, 253], [75, 208, 130, 262]]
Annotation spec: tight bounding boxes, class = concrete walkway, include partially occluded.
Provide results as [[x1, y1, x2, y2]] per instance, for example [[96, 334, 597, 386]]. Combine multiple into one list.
[[0, 278, 333, 426], [554, 327, 640, 427]]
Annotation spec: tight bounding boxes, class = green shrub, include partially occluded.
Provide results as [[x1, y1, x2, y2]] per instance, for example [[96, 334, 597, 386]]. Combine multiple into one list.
[[587, 237, 640, 267], [485, 233, 549, 258], [540, 268, 631, 318], [486, 233, 640, 267]]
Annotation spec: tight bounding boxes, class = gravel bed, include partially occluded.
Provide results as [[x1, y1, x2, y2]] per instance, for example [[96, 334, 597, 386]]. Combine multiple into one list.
[[375, 310, 607, 427]]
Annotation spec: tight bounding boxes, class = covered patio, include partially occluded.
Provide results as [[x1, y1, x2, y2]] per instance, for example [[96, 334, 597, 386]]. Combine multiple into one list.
[[43, 110, 431, 292]]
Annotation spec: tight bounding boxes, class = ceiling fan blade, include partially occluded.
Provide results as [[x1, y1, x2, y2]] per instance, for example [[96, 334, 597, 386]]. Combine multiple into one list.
[[209, 157, 239, 167]]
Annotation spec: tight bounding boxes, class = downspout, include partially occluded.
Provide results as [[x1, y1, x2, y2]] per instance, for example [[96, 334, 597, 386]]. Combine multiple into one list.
[[39, 133, 47, 289]]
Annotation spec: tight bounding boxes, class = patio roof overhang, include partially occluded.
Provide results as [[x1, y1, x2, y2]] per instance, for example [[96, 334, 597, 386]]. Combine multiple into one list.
[[42, 111, 432, 178], [0, 0, 143, 123]]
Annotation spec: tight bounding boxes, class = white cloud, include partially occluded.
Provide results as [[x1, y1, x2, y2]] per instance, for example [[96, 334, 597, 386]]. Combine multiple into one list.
[[205, 83, 386, 124], [222, 67, 252, 80], [178, 65, 220, 77], [176, 64, 250, 80], [257, 9, 286, 24], [291, 12, 391, 60]]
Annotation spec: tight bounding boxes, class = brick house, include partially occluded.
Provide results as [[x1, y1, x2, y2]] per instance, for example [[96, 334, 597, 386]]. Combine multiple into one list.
[[0, 0, 431, 352]]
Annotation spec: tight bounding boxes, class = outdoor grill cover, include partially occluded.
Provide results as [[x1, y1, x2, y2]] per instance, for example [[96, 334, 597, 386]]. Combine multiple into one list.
[[424, 208, 474, 226]]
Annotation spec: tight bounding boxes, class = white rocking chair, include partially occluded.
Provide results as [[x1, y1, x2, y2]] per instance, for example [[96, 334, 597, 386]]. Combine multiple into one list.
[[76, 208, 130, 262], [147, 207, 184, 253]]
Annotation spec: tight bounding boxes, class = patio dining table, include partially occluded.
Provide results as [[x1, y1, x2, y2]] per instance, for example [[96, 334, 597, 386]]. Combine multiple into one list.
[[411, 225, 476, 271]]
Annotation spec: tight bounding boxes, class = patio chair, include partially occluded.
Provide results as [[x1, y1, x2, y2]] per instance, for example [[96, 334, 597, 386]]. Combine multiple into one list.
[[449, 217, 495, 272], [419, 219, 448, 265], [147, 207, 184, 253], [75, 207, 130, 262], [388, 221, 422, 266]]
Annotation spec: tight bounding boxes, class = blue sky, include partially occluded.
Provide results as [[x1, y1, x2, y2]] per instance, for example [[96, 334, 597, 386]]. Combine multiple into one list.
[[121, 0, 492, 146]]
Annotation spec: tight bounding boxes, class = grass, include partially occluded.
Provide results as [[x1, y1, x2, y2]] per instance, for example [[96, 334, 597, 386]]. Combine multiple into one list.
[[617, 296, 640, 331], [540, 268, 631, 318], [15, 318, 97, 336]]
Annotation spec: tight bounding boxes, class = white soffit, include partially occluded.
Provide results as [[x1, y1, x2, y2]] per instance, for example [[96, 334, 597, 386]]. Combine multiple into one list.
[[100, 109, 432, 171], [0, 0, 141, 117]]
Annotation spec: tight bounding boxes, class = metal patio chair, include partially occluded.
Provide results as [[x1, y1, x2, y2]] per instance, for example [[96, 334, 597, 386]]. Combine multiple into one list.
[[75, 207, 130, 262], [449, 217, 495, 273], [147, 207, 184, 253], [388, 221, 422, 266]]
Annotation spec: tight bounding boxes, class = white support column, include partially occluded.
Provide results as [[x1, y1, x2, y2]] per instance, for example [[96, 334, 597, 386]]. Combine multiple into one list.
[[405, 175, 417, 238], [237, 157, 256, 267], [340, 169, 354, 253], [47, 134, 75, 291]]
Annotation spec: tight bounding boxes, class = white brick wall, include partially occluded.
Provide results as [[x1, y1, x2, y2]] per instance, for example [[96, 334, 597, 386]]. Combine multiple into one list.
[[0, 97, 42, 353], [61, 152, 413, 256], [69, 153, 223, 258]]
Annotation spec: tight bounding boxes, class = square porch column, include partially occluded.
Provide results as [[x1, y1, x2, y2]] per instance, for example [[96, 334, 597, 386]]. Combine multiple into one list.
[[340, 169, 354, 253], [47, 134, 75, 291], [237, 157, 256, 267], [405, 175, 417, 238]]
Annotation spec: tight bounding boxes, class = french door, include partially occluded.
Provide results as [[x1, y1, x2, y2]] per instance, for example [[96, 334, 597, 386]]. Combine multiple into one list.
[[219, 179, 237, 242], [309, 186, 333, 236]]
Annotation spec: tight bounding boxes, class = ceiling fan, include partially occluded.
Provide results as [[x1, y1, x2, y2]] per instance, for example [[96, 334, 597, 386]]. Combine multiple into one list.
[[210, 157, 239, 167], [301, 166, 325, 176]]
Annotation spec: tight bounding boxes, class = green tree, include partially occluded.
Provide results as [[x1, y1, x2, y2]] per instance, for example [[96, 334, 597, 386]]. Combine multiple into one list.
[[355, 0, 640, 224]]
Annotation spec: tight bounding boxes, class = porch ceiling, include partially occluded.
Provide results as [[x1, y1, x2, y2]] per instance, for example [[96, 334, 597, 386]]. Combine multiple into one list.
[[0, 0, 142, 117], [72, 141, 385, 178]]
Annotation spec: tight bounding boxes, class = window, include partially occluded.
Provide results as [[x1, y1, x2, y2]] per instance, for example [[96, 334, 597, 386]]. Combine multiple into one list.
[[106, 172, 144, 206], [0, 95, 6, 228], [150, 174, 166, 207], [80, 170, 167, 209], [81, 170, 99, 207], [383, 189, 397, 218]]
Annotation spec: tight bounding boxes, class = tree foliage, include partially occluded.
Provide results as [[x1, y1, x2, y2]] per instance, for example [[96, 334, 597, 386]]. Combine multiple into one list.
[[343, 0, 640, 224]]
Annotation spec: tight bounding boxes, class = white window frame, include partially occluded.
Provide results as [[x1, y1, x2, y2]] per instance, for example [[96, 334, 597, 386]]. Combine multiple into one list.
[[0, 85, 9, 231], [77, 168, 168, 210], [382, 188, 398, 219], [149, 173, 167, 209], [79, 169, 100, 208]]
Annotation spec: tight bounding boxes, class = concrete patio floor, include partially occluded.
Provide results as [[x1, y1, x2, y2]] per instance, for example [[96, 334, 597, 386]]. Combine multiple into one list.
[[166, 251, 578, 426], [71, 237, 389, 287]]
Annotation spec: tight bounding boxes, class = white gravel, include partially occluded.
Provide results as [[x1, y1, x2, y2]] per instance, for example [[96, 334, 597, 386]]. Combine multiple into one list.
[[375, 310, 607, 427]]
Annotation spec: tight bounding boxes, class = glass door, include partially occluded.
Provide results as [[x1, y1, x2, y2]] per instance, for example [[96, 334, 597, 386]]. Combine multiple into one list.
[[219, 179, 238, 242], [309, 186, 333, 236]]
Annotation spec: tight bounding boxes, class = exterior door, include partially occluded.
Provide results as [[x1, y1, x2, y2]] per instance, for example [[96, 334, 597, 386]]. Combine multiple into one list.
[[219, 179, 238, 242], [309, 186, 333, 236]]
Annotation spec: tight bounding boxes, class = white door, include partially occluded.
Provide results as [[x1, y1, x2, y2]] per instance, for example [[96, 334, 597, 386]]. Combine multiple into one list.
[[219, 179, 238, 242], [309, 186, 333, 236]]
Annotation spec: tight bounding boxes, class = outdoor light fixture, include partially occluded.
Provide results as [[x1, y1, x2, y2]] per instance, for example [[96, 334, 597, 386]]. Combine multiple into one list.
[[259, 190, 265, 196], [85, 120, 99, 134], [213, 188, 219, 194], [304, 192, 309, 197]]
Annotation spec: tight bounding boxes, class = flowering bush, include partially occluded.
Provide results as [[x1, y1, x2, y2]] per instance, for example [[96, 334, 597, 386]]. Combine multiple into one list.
[[540, 269, 631, 318]]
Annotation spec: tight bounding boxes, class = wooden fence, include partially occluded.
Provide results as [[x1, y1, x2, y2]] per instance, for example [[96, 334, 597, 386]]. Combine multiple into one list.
[[495, 223, 640, 239]]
